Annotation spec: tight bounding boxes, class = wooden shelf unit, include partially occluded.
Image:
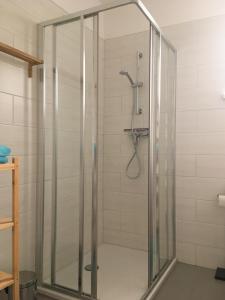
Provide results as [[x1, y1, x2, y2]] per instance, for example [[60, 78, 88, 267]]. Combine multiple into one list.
[[0, 158, 19, 300], [0, 41, 43, 78]]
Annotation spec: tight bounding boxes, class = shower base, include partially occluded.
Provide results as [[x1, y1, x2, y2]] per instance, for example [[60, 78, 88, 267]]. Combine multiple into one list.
[[54, 244, 148, 300]]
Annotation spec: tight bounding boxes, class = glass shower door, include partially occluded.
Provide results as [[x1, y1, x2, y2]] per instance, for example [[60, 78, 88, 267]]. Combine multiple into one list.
[[39, 14, 99, 299], [40, 17, 82, 292], [149, 26, 176, 282], [158, 38, 176, 269], [54, 18, 81, 292]]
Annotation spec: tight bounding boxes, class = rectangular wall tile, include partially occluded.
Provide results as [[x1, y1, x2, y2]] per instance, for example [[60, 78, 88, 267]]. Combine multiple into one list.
[[177, 242, 196, 265], [176, 111, 198, 133], [176, 176, 225, 201], [176, 198, 196, 221], [197, 109, 225, 132], [0, 92, 13, 124], [176, 155, 196, 176], [104, 210, 121, 231], [196, 245, 225, 269], [103, 172, 121, 192], [176, 133, 198, 154], [197, 155, 225, 178], [196, 200, 225, 225], [177, 221, 225, 249], [196, 133, 225, 155]]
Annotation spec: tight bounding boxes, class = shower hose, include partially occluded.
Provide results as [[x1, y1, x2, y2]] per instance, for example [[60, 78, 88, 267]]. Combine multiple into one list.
[[125, 102, 142, 179]]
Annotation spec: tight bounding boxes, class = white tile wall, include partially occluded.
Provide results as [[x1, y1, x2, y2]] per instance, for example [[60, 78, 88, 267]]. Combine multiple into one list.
[[103, 31, 149, 251], [0, 0, 63, 274], [164, 14, 225, 269]]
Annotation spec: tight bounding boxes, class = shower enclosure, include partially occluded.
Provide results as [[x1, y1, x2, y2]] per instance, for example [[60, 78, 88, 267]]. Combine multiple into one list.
[[36, 1, 176, 300]]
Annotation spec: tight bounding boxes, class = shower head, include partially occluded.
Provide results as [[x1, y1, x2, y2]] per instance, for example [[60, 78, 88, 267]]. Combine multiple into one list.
[[119, 70, 128, 75], [119, 70, 135, 86]]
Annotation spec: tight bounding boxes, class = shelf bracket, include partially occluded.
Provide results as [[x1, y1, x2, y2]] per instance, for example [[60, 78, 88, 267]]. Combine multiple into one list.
[[28, 64, 33, 78]]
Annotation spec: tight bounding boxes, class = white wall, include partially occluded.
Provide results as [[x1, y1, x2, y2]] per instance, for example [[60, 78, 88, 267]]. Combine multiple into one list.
[[102, 31, 149, 250], [164, 15, 225, 269], [0, 0, 63, 273]]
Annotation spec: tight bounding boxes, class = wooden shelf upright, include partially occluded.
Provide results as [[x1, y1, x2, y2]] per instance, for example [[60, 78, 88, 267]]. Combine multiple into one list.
[[0, 157, 19, 300]]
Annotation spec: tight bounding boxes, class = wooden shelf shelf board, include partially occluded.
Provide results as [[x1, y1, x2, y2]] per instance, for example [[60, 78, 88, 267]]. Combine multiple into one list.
[[0, 271, 14, 290], [0, 218, 14, 230], [0, 163, 15, 171], [0, 41, 44, 77]]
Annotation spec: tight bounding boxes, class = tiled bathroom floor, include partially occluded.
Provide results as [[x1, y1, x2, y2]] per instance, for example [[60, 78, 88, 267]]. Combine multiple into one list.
[[37, 262, 225, 300], [154, 263, 225, 300], [1, 256, 224, 300]]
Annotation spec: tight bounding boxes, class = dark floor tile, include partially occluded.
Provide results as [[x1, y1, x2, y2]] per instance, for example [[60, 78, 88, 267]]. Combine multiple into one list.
[[37, 293, 54, 300], [154, 263, 225, 300], [0, 290, 54, 300], [2, 263, 224, 300]]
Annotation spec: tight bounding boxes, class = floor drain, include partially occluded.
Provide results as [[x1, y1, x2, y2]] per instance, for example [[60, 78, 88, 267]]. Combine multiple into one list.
[[84, 264, 99, 272]]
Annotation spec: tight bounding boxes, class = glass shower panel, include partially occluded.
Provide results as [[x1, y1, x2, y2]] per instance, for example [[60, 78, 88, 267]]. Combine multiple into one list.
[[158, 38, 176, 269], [40, 15, 98, 297], [82, 16, 97, 296], [54, 19, 81, 291], [158, 39, 169, 269], [99, 4, 149, 300], [166, 45, 176, 261], [149, 26, 161, 280], [42, 24, 54, 284]]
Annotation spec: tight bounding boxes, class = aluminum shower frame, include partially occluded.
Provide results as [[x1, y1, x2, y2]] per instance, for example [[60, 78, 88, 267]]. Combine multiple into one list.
[[36, 1, 177, 300]]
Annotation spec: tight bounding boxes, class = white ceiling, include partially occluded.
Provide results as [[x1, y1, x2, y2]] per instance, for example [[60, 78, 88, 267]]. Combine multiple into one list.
[[49, 0, 101, 14], [147, 0, 225, 26], [51, 0, 225, 27], [0, 0, 64, 23]]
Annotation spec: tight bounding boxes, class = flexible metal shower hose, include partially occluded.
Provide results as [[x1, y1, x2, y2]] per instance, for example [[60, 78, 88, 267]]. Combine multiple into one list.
[[125, 100, 142, 179], [125, 134, 141, 179]]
